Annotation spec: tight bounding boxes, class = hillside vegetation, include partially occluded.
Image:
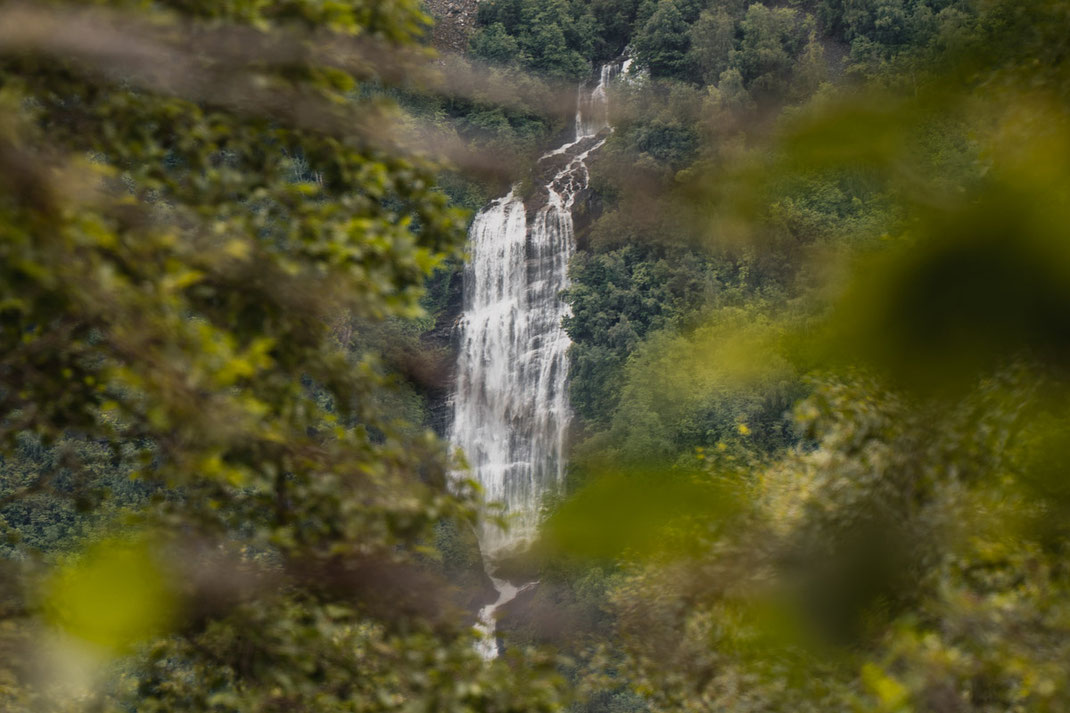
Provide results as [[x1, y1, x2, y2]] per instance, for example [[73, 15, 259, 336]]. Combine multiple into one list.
[[1, 1, 1069, 712]]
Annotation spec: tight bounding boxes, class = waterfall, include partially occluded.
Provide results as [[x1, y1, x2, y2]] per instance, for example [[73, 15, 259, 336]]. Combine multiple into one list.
[[449, 61, 625, 658]]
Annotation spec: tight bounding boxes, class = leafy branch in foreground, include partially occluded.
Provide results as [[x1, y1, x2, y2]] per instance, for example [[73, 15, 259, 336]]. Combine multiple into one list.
[[0, 1, 567, 711]]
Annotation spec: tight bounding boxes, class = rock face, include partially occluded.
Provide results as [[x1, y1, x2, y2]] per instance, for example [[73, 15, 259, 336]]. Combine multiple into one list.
[[433, 519, 499, 625], [521, 131, 608, 216], [424, 0, 480, 53], [496, 577, 608, 650]]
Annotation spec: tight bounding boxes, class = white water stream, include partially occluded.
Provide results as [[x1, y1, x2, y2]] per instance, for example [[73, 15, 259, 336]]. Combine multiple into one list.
[[450, 61, 626, 658]]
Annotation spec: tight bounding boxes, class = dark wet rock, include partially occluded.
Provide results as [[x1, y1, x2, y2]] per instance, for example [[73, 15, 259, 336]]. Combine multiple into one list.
[[433, 519, 498, 625], [496, 575, 610, 650], [421, 262, 465, 439], [572, 183, 602, 252], [521, 132, 608, 215]]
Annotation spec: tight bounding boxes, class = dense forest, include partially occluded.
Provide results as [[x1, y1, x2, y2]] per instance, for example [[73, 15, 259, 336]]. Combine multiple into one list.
[[2, 0, 1070, 712]]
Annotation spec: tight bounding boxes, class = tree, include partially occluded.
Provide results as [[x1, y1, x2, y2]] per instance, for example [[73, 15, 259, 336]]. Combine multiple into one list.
[[475, 0, 593, 78], [590, 0, 643, 60], [634, 0, 693, 80], [471, 22, 523, 65], [557, 1, 1070, 711], [0, 2, 565, 710], [792, 30, 828, 98], [733, 3, 809, 94], [522, 18, 590, 78], [689, 8, 738, 85], [716, 67, 755, 115]]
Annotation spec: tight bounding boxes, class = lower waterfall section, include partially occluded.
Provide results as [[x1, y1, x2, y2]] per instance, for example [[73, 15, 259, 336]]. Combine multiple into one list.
[[450, 184, 570, 556], [450, 61, 624, 658]]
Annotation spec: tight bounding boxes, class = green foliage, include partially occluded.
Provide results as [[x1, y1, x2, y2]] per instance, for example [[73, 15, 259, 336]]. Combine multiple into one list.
[[589, 0, 644, 60], [0, 432, 155, 556], [4, 2, 1070, 713], [473, 0, 597, 79], [633, 0, 692, 80], [550, 3, 1070, 713], [521, 1, 593, 78], [471, 22, 522, 65], [688, 8, 737, 85], [564, 243, 724, 429], [0, 1, 567, 710], [47, 538, 178, 654], [606, 370, 1070, 713], [468, 0, 658, 78], [734, 3, 811, 95], [599, 308, 804, 463], [819, 0, 960, 46]]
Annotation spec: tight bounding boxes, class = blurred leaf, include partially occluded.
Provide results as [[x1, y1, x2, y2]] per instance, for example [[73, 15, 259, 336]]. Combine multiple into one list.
[[46, 537, 177, 655], [540, 469, 741, 560]]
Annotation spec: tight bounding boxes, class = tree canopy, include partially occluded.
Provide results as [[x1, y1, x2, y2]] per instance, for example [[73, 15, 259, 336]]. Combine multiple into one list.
[[0, 2, 563, 711], [4, 0, 1070, 712]]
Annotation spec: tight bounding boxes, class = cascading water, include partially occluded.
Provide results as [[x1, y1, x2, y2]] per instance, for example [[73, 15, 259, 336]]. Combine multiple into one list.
[[449, 61, 626, 658]]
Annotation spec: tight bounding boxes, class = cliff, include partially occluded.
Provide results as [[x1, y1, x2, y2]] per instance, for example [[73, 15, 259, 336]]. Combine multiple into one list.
[[424, 0, 480, 53]]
